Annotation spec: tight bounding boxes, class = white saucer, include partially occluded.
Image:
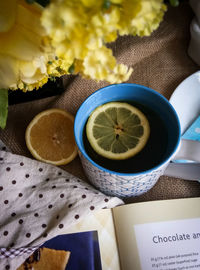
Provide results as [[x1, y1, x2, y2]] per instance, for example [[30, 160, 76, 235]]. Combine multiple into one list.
[[169, 71, 200, 135]]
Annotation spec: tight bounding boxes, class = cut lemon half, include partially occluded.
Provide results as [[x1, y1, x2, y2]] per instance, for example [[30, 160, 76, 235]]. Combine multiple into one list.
[[25, 108, 78, 165], [86, 102, 150, 160]]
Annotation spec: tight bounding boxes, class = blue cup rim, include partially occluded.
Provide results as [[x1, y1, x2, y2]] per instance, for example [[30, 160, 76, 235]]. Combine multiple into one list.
[[74, 83, 181, 176]]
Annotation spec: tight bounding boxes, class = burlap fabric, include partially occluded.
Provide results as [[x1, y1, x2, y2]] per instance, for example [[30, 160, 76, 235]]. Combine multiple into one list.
[[0, 2, 200, 204]]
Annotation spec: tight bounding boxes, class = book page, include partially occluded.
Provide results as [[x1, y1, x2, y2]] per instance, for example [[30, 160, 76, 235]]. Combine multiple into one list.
[[61, 208, 121, 270], [112, 197, 200, 270]]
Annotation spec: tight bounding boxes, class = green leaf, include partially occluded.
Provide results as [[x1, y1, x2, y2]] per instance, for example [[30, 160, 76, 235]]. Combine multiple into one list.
[[169, 0, 179, 7], [102, 0, 111, 9], [68, 63, 75, 74], [0, 89, 8, 129]]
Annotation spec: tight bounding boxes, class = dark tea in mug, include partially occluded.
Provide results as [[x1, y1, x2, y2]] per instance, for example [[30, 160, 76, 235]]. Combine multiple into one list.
[[83, 101, 168, 173]]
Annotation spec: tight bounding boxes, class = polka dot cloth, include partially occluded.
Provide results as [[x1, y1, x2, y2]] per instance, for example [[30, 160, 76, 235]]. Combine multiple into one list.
[[0, 140, 123, 270]]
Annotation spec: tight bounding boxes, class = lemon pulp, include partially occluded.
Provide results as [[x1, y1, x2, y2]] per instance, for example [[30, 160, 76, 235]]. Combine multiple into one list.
[[86, 102, 150, 160], [25, 108, 77, 165]]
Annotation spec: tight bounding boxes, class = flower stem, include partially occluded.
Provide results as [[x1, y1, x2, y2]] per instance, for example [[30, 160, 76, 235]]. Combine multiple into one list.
[[0, 89, 8, 129]]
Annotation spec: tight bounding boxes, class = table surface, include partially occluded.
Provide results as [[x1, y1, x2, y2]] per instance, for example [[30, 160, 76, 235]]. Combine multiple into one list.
[[1, 1, 200, 204]]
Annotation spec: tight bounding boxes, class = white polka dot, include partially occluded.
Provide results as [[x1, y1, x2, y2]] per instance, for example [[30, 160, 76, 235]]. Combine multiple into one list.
[[195, 127, 200, 133]]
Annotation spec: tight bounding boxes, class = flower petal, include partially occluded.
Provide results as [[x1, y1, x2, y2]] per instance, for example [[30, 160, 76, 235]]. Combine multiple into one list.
[[0, 54, 19, 89], [0, 0, 17, 32]]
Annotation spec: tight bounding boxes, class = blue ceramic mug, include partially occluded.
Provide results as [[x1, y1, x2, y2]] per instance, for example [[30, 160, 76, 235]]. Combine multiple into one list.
[[74, 83, 181, 198]]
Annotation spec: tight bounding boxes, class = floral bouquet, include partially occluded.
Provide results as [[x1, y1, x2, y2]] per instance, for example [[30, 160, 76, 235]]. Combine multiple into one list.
[[0, 0, 179, 129]]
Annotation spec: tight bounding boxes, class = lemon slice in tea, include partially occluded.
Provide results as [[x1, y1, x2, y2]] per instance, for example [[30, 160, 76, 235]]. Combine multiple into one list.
[[25, 108, 78, 165], [86, 102, 150, 160]]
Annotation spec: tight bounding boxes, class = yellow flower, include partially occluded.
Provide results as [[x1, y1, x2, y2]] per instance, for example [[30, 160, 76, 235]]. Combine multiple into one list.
[[0, 1, 45, 90], [111, 0, 123, 3], [90, 7, 120, 43], [106, 64, 133, 84], [0, 0, 68, 91], [83, 47, 116, 81], [80, 0, 99, 8], [82, 46, 133, 83], [118, 0, 167, 36], [42, 1, 89, 60], [0, 0, 167, 90], [130, 0, 167, 36], [41, 0, 166, 84]]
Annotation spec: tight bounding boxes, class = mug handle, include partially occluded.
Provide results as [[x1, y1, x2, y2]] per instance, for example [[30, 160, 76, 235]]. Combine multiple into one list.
[[164, 162, 200, 181], [172, 139, 200, 163]]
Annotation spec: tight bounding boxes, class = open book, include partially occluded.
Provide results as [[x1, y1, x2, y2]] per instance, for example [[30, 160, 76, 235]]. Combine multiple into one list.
[[19, 197, 200, 270], [61, 197, 200, 270]]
